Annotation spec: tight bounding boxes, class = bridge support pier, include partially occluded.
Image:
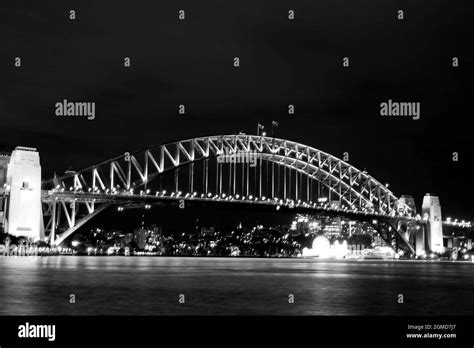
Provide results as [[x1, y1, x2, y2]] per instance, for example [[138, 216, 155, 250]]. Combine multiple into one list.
[[4, 147, 43, 241], [422, 193, 444, 253], [372, 220, 415, 256]]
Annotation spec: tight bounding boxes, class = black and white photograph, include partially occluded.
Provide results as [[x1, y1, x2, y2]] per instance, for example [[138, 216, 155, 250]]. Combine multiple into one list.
[[0, 1, 473, 346]]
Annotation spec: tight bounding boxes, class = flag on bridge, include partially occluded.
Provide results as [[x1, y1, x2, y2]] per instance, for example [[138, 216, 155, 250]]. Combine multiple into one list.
[[257, 123, 264, 129], [272, 121, 279, 127]]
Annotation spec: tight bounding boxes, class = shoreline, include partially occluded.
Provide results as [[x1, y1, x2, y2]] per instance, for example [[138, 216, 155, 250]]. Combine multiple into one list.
[[2, 254, 473, 264]]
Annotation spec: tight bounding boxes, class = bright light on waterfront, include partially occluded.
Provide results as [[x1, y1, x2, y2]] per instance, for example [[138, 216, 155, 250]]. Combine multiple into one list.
[[302, 237, 349, 258], [312, 236, 331, 258]]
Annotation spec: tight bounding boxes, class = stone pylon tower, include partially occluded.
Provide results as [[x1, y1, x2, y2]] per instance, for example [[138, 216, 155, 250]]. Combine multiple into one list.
[[4, 147, 43, 241], [421, 193, 444, 253]]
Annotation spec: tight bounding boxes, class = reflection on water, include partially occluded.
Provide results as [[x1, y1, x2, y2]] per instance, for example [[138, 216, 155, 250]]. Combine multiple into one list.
[[0, 257, 473, 315]]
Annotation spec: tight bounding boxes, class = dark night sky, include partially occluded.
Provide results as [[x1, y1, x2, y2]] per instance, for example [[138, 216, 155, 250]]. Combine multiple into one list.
[[0, 0, 473, 221]]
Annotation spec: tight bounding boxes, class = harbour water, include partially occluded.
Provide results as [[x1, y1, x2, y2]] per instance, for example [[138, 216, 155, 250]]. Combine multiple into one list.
[[0, 257, 473, 315]]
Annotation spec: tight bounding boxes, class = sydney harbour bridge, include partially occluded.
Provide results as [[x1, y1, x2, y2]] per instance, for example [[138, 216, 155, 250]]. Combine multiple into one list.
[[0, 134, 471, 257]]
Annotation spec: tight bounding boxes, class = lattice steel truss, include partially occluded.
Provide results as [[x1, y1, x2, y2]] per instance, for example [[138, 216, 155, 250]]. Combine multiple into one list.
[[41, 135, 401, 245]]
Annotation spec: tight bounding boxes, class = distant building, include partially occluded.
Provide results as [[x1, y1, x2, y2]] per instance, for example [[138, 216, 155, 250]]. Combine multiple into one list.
[[133, 226, 162, 249], [148, 226, 162, 244], [133, 228, 149, 249], [323, 218, 342, 236], [373, 235, 387, 247], [124, 232, 133, 245], [201, 227, 215, 236]]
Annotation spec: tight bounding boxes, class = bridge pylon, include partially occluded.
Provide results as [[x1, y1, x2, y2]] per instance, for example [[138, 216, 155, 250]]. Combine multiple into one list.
[[3, 147, 43, 242], [422, 193, 444, 253]]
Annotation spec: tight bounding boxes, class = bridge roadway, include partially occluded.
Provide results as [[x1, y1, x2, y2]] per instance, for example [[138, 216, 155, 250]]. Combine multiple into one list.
[[41, 189, 425, 224]]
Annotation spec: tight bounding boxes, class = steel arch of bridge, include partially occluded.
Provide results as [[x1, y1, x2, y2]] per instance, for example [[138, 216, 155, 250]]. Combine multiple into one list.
[[41, 134, 400, 245]]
